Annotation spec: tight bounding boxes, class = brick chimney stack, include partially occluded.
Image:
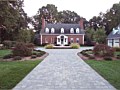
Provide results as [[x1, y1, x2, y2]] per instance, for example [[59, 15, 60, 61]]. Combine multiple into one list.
[[79, 18, 84, 30], [42, 17, 46, 30]]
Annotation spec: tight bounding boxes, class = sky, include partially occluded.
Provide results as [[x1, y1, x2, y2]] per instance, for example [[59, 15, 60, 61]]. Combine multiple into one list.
[[23, 0, 120, 21]]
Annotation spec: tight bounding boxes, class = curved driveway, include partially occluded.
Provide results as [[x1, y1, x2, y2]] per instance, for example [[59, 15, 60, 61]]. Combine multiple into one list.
[[13, 47, 116, 90]]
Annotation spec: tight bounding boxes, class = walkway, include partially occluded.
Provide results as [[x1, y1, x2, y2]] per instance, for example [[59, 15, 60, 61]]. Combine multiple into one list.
[[13, 47, 116, 90]]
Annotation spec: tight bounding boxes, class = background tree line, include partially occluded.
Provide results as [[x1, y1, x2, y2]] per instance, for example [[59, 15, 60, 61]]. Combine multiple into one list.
[[0, 1, 120, 45]]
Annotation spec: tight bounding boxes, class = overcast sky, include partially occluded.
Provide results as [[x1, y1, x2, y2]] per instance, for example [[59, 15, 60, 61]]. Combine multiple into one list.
[[23, 0, 120, 20]]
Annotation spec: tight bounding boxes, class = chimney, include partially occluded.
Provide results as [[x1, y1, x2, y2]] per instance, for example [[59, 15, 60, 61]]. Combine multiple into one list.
[[79, 18, 84, 30], [42, 18, 46, 30]]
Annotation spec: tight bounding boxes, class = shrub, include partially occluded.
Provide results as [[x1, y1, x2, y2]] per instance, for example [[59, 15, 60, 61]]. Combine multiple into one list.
[[45, 44, 53, 49], [70, 43, 80, 49], [32, 52, 37, 55], [3, 40, 17, 49], [93, 44, 115, 57], [114, 47, 120, 52], [116, 55, 120, 59], [104, 57, 112, 61], [88, 55, 95, 59], [31, 55, 37, 59], [25, 43, 34, 49], [3, 40, 12, 49], [3, 54, 13, 59], [12, 42, 32, 57], [37, 51, 46, 57], [13, 56, 22, 60]]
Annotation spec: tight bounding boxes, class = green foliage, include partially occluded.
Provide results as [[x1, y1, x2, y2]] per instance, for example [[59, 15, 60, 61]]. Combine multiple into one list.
[[16, 29, 33, 43], [45, 44, 53, 49], [93, 28, 107, 44], [33, 4, 81, 31], [3, 40, 17, 49], [86, 28, 95, 41], [85, 60, 120, 89], [12, 42, 32, 57], [0, 1, 29, 42], [0, 60, 41, 89], [70, 43, 80, 49], [93, 44, 115, 57]]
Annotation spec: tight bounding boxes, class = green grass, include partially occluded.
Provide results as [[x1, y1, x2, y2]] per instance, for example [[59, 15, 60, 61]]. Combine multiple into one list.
[[115, 51, 120, 56], [0, 49, 12, 58], [0, 60, 42, 89], [85, 60, 120, 89]]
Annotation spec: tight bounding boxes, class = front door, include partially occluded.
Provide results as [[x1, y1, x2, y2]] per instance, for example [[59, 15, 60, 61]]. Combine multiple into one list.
[[61, 36, 64, 45], [57, 35, 68, 46]]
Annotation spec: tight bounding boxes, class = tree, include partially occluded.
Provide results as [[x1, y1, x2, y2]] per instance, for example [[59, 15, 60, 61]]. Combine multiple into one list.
[[32, 4, 58, 32], [32, 4, 82, 31], [0, 0, 30, 42], [85, 28, 95, 45], [57, 10, 80, 23], [93, 28, 106, 44], [104, 2, 120, 34], [16, 29, 33, 43]]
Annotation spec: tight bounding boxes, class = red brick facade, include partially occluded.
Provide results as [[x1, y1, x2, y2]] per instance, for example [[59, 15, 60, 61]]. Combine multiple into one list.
[[40, 34, 84, 45]]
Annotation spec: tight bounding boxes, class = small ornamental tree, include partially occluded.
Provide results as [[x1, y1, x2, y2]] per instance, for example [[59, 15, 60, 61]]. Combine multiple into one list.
[[12, 42, 32, 57], [93, 44, 115, 57]]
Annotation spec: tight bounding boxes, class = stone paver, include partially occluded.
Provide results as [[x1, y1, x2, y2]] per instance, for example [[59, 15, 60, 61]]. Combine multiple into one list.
[[13, 47, 116, 90]]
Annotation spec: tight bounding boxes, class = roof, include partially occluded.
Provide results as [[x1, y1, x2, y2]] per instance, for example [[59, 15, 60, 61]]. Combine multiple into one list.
[[107, 24, 120, 39], [40, 23, 85, 34]]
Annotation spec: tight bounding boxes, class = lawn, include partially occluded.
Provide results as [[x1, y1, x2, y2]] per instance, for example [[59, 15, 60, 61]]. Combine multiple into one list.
[[0, 49, 12, 58], [85, 60, 120, 89], [0, 60, 42, 89]]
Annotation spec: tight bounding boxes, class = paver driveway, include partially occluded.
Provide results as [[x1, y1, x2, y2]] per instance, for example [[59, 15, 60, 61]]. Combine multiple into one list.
[[13, 47, 116, 90]]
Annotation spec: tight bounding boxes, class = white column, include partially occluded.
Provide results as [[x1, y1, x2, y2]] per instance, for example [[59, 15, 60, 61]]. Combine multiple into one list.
[[83, 35, 84, 44], [40, 34, 42, 45]]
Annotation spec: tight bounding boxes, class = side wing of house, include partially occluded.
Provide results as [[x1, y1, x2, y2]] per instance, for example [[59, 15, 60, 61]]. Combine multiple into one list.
[[107, 25, 120, 47]]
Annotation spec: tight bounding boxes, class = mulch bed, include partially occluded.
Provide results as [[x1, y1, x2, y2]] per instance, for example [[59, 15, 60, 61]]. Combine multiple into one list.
[[0, 53, 49, 62], [77, 52, 119, 61]]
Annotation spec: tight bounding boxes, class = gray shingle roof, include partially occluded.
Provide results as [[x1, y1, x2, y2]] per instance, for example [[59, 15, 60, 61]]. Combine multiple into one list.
[[40, 23, 85, 34], [107, 24, 120, 39]]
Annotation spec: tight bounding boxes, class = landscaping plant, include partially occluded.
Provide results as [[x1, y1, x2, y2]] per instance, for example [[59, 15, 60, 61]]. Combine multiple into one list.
[[70, 43, 80, 49]]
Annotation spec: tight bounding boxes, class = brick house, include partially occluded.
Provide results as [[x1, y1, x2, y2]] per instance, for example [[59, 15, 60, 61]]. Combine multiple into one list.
[[40, 18, 85, 46]]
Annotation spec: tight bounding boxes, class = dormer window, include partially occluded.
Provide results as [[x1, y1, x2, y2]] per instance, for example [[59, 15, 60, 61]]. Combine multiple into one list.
[[45, 28, 49, 33], [51, 28, 55, 33], [76, 28, 80, 33], [61, 28, 64, 33], [70, 28, 74, 33]]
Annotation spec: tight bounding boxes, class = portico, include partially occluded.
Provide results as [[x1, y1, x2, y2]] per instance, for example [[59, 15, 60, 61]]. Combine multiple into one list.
[[57, 34, 68, 46]]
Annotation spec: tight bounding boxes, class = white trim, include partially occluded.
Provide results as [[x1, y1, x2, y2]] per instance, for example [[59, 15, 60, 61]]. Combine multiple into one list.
[[57, 34, 68, 45], [40, 34, 42, 45], [83, 35, 84, 44], [41, 34, 85, 35]]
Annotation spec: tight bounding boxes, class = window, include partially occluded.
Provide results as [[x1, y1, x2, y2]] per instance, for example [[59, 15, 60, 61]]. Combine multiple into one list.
[[65, 38, 66, 42], [45, 28, 49, 33], [70, 38, 74, 43], [58, 38, 60, 42], [109, 40, 113, 43], [70, 28, 74, 33], [51, 28, 55, 33], [61, 28, 64, 33], [114, 39, 119, 43], [76, 38, 79, 43], [76, 28, 80, 33]]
